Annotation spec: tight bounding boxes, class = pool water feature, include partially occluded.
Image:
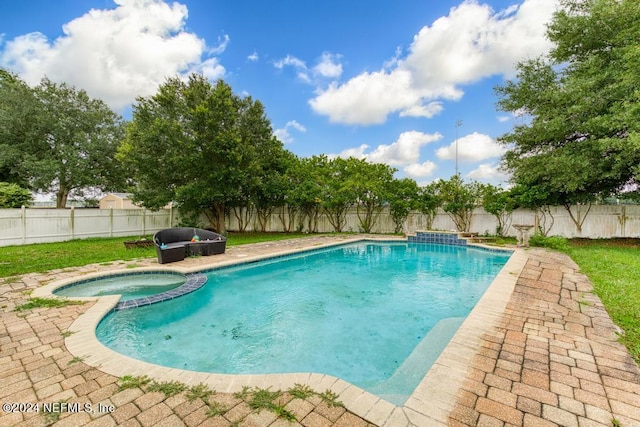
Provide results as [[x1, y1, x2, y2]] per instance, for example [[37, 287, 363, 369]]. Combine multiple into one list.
[[54, 272, 187, 301], [96, 241, 511, 404]]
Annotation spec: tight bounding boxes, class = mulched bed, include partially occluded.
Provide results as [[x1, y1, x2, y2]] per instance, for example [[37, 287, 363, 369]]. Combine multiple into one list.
[[569, 237, 640, 248]]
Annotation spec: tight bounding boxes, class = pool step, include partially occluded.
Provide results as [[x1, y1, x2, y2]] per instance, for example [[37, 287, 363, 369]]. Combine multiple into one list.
[[366, 317, 465, 406]]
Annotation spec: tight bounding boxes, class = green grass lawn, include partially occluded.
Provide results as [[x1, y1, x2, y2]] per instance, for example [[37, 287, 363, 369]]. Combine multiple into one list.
[[0, 232, 312, 278], [566, 239, 640, 364]]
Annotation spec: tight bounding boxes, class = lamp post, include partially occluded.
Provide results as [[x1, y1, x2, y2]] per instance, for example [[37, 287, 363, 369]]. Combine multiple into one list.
[[455, 120, 463, 176]]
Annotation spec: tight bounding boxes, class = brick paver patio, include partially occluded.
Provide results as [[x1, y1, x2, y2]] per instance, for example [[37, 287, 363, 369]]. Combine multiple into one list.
[[1, 236, 639, 426], [447, 249, 640, 427]]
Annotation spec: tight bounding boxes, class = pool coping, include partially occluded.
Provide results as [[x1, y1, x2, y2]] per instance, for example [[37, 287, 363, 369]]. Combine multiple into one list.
[[32, 236, 527, 427]]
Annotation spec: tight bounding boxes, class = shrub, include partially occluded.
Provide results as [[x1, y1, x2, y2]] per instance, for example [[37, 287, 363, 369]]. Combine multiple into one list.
[[0, 182, 32, 208]]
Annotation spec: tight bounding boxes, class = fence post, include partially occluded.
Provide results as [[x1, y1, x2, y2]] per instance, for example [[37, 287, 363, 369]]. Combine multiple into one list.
[[70, 207, 75, 240], [109, 208, 114, 237], [21, 205, 27, 244], [142, 209, 146, 236]]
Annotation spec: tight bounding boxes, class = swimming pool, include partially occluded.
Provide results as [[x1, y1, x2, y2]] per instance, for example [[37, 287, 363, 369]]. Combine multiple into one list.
[[54, 272, 187, 301], [95, 241, 511, 404]]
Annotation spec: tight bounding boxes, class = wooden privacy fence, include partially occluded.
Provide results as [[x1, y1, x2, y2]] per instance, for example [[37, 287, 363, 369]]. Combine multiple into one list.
[[0, 204, 639, 247]]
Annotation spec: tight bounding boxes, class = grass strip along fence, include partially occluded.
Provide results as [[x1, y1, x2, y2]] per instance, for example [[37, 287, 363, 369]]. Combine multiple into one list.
[[0, 232, 312, 278]]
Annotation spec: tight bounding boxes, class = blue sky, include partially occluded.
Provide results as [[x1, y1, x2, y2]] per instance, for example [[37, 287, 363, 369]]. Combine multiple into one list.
[[0, 0, 559, 186]]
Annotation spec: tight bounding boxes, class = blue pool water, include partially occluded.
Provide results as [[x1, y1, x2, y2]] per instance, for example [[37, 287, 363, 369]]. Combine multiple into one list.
[[96, 241, 511, 404], [55, 272, 186, 301]]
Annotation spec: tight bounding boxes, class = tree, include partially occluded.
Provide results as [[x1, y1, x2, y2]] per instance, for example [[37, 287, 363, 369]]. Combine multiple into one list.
[[228, 97, 280, 231], [481, 184, 515, 236], [0, 72, 125, 207], [415, 183, 440, 230], [0, 182, 32, 208], [434, 175, 482, 232], [121, 75, 282, 233], [0, 69, 40, 187], [253, 143, 292, 233], [352, 160, 396, 233], [495, 0, 640, 230], [286, 156, 324, 233], [387, 178, 419, 234], [277, 152, 303, 232], [509, 184, 558, 236], [320, 157, 358, 233]]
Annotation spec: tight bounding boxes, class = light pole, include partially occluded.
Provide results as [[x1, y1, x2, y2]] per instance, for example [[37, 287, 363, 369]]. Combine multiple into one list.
[[455, 120, 462, 176]]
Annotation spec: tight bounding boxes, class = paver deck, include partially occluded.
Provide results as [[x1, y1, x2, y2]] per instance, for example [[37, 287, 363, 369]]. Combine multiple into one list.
[[1, 235, 639, 426]]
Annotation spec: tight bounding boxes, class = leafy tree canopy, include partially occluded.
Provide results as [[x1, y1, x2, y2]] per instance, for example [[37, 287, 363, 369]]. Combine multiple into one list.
[[387, 178, 420, 233], [0, 70, 126, 207], [434, 175, 483, 232], [120, 74, 284, 232], [495, 0, 640, 206]]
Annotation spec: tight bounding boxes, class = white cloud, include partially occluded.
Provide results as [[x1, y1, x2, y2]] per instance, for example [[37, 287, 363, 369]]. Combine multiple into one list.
[[333, 131, 441, 177], [309, 0, 558, 125], [313, 52, 342, 79], [402, 0, 556, 87], [310, 69, 424, 125], [383, 46, 403, 70], [247, 51, 259, 62], [209, 34, 230, 55], [274, 54, 310, 82], [436, 132, 506, 162], [404, 161, 437, 178], [399, 102, 443, 119], [0, 0, 227, 112], [367, 131, 442, 166], [274, 120, 307, 144], [287, 120, 306, 133], [275, 52, 343, 84], [274, 54, 306, 69], [467, 163, 510, 181], [185, 57, 225, 80], [331, 131, 441, 179], [333, 144, 369, 159]]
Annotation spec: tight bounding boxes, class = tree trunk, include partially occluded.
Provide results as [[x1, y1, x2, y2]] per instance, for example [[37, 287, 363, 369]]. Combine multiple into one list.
[[56, 187, 69, 209], [211, 202, 226, 233], [278, 205, 296, 232], [563, 202, 592, 234], [256, 206, 274, 232], [232, 206, 252, 232]]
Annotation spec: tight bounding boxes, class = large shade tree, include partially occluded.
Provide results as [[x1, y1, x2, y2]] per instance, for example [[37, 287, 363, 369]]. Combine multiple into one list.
[[0, 70, 39, 187], [120, 74, 282, 232], [495, 0, 640, 232], [0, 71, 126, 207]]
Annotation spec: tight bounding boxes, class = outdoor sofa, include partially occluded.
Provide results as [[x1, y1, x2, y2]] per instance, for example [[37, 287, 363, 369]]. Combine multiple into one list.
[[153, 227, 227, 264]]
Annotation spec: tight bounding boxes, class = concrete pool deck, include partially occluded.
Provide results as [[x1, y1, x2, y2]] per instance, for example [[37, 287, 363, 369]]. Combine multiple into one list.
[[1, 235, 639, 426]]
